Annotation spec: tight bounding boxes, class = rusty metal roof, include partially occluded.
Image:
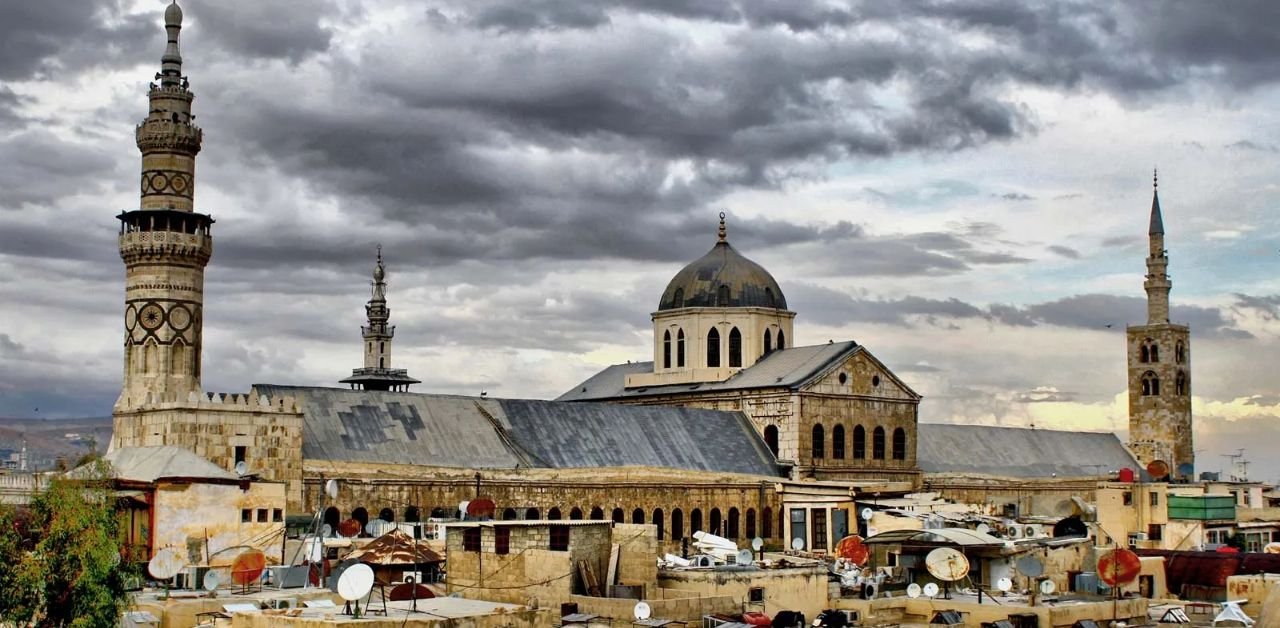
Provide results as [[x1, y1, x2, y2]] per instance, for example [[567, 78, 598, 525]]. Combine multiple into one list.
[[347, 529, 442, 565]]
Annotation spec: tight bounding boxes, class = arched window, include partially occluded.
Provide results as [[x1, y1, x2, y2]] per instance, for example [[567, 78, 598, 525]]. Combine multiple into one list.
[[691, 509, 703, 534], [710, 508, 722, 534], [663, 330, 672, 369], [763, 329, 772, 355], [777, 330, 786, 350], [873, 427, 886, 460], [569, 507, 583, 520], [632, 508, 645, 524], [379, 508, 395, 522], [1149, 343, 1159, 362], [832, 424, 846, 459], [1140, 344, 1149, 363], [502, 507, 518, 520], [430, 507, 450, 518], [728, 508, 740, 538], [764, 425, 779, 457], [1176, 370, 1187, 396], [677, 329, 686, 367], [324, 507, 340, 531], [746, 508, 757, 539], [673, 288, 685, 308], [672, 509, 685, 539], [612, 508, 624, 523], [853, 425, 866, 459], [590, 506, 604, 520], [404, 506, 420, 523], [717, 284, 730, 306], [728, 327, 742, 367], [653, 508, 664, 540], [379, 341, 385, 354], [1142, 371, 1160, 396], [762, 507, 773, 538], [1176, 341, 1186, 364], [707, 328, 721, 367], [812, 424, 825, 459], [352, 507, 369, 527], [892, 428, 907, 460], [548, 507, 562, 520], [525, 508, 540, 520]]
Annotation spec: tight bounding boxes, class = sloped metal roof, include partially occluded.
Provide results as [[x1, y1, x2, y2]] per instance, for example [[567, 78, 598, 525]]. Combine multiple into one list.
[[256, 385, 781, 477], [73, 446, 238, 483], [917, 424, 1139, 478], [556, 341, 869, 401], [863, 527, 1005, 547]]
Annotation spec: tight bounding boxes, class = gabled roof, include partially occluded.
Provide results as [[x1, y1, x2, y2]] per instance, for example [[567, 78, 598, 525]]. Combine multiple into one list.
[[917, 424, 1139, 479], [255, 385, 782, 477], [557, 341, 918, 402], [70, 446, 238, 484]]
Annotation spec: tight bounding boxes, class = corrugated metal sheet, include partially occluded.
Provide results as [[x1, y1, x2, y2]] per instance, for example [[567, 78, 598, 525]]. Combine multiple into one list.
[[256, 385, 781, 477], [556, 342, 862, 401], [71, 446, 238, 483], [1168, 495, 1237, 521], [917, 424, 1139, 478]]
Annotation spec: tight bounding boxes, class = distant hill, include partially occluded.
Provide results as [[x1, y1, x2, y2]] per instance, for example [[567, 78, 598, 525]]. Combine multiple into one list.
[[0, 416, 113, 472]]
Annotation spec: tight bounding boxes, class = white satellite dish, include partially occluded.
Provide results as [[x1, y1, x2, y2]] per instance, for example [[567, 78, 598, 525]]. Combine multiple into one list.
[[791, 537, 805, 551], [736, 549, 754, 565], [906, 583, 922, 599], [336, 563, 374, 602], [234, 461, 248, 476], [996, 577, 1012, 592], [302, 536, 324, 562], [634, 601, 652, 621], [976, 523, 991, 535], [751, 537, 764, 551], [325, 479, 339, 499], [861, 508, 874, 521], [923, 582, 940, 598], [1039, 579, 1057, 595], [458, 501, 470, 518], [203, 570, 221, 592], [321, 523, 333, 538], [925, 547, 970, 581], [330, 559, 359, 594], [147, 547, 186, 580]]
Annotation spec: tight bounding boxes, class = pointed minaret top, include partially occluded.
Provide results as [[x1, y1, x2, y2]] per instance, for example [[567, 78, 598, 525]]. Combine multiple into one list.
[[159, 1, 185, 88], [717, 211, 727, 242], [1149, 169, 1164, 236]]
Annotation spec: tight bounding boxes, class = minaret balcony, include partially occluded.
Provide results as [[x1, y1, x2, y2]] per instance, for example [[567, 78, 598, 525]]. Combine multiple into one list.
[[136, 121, 202, 153]]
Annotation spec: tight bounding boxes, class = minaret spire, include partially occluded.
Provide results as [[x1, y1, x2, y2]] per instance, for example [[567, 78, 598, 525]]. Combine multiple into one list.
[[718, 211, 727, 242], [159, 1, 185, 88], [341, 247, 419, 391], [1144, 170, 1170, 323]]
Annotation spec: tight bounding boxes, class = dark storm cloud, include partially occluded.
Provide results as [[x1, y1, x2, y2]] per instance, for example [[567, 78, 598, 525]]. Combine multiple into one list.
[[0, 0, 152, 80], [1232, 294, 1280, 321], [182, 0, 344, 63], [0, 132, 118, 208], [1048, 245, 1081, 259]]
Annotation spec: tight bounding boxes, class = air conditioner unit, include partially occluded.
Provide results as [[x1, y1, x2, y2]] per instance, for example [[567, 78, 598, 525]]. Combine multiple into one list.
[[403, 571, 423, 584], [174, 566, 211, 590], [1129, 532, 1148, 542], [267, 598, 297, 610]]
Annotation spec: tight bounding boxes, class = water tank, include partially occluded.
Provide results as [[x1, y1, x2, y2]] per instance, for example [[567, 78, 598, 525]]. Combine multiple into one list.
[[1118, 468, 1135, 483], [1074, 572, 1100, 594]]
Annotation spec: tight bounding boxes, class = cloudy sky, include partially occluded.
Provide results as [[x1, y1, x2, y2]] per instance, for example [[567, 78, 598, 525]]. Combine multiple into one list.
[[2, 0, 1278, 480]]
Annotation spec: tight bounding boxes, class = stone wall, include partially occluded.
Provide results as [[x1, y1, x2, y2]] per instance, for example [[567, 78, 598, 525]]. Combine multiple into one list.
[[658, 562, 828, 619], [152, 479, 287, 564], [570, 591, 739, 624], [446, 523, 612, 607], [613, 523, 659, 588]]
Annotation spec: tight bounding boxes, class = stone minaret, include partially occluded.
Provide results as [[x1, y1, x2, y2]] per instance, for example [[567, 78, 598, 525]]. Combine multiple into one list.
[[341, 248, 419, 391], [116, 0, 212, 407], [1127, 171, 1194, 480]]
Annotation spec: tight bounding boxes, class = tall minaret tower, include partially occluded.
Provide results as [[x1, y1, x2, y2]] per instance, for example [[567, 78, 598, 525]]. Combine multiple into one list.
[[341, 247, 420, 391], [116, 1, 212, 406], [1127, 171, 1194, 480]]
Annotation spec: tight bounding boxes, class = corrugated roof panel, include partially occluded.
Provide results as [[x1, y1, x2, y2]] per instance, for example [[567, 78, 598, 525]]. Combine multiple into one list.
[[917, 424, 1139, 478]]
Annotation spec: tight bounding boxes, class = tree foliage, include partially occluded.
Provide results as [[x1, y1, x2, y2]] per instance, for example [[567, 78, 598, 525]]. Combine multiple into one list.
[[0, 462, 132, 627]]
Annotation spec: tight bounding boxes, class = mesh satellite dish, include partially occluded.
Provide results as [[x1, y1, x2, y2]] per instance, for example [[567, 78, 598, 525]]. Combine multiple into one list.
[[203, 570, 222, 592], [925, 547, 970, 581], [835, 535, 869, 566], [751, 537, 764, 551], [736, 549, 754, 565], [336, 563, 375, 617], [234, 461, 248, 476], [231, 549, 267, 589], [791, 537, 806, 551], [467, 498, 496, 519], [1015, 555, 1044, 578], [1039, 580, 1057, 595], [1097, 548, 1142, 586], [147, 547, 186, 581], [996, 577, 1012, 592], [906, 583, 922, 599], [634, 601, 652, 621], [338, 519, 362, 538], [922, 582, 940, 598], [1147, 459, 1170, 480], [861, 508, 874, 521], [321, 523, 333, 538], [325, 479, 339, 499], [976, 523, 991, 535]]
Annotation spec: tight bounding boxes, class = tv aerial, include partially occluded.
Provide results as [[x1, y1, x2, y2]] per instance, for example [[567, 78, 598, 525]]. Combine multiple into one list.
[[330, 558, 360, 594], [861, 508, 874, 521], [835, 535, 869, 566], [906, 583, 922, 599], [336, 563, 375, 618], [633, 601, 652, 621], [923, 582, 940, 598], [1098, 548, 1141, 587], [321, 523, 333, 538], [751, 537, 764, 551], [925, 547, 969, 600]]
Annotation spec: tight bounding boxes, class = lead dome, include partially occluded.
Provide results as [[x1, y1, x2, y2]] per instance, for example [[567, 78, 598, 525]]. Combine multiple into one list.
[[658, 215, 787, 311]]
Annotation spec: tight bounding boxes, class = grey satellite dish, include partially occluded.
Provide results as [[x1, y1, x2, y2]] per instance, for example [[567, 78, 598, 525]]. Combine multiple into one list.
[[923, 582, 940, 598], [751, 537, 764, 551], [906, 583, 922, 599], [1016, 555, 1045, 578], [996, 577, 1012, 592], [1039, 579, 1057, 595], [861, 508, 874, 521], [736, 549, 754, 565], [147, 547, 186, 580], [634, 601, 652, 621], [321, 523, 333, 538], [336, 563, 374, 602], [203, 570, 221, 592], [234, 461, 248, 476], [791, 537, 805, 551], [976, 523, 991, 535], [325, 479, 339, 499]]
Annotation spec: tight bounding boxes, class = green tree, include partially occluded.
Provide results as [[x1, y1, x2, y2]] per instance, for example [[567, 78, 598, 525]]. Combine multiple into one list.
[[0, 462, 132, 627]]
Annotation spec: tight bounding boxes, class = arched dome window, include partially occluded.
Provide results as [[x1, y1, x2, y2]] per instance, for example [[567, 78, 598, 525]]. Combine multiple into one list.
[[812, 424, 825, 459], [777, 330, 786, 350], [872, 427, 886, 460], [728, 327, 742, 367], [717, 284, 730, 306], [663, 330, 672, 369], [676, 329, 686, 367], [892, 428, 907, 460], [763, 329, 772, 355], [707, 328, 721, 367], [1141, 371, 1160, 396]]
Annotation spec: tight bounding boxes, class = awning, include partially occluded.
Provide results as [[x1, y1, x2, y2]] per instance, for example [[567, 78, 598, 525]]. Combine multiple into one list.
[[862, 527, 1005, 547]]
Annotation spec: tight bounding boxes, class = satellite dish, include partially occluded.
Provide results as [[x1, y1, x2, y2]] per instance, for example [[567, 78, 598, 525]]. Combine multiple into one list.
[[976, 523, 991, 535], [736, 549, 754, 565], [906, 583, 922, 599], [231, 549, 267, 586], [234, 461, 248, 476], [1097, 548, 1142, 586], [834, 535, 869, 566], [751, 537, 764, 551], [923, 582, 940, 598], [302, 536, 324, 562], [203, 570, 222, 592], [336, 563, 374, 602], [791, 537, 805, 551], [1177, 462, 1195, 478], [329, 559, 359, 593], [1016, 555, 1045, 578], [467, 498, 496, 519], [1039, 579, 1057, 595], [925, 547, 970, 581], [148, 547, 186, 580], [338, 519, 362, 538], [321, 523, 333, 538], [458, 501, 470, 518], [634, 601, 652, 621], [996, 577, 1012, 592], [861, 508, 874, 521], [325, 479, 339, 499], [1147, 459, 1170, 479]]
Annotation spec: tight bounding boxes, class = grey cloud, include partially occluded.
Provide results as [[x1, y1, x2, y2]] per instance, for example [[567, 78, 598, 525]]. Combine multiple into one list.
[[998, 192, 1034, 201], [0, 132, 119, 208], [1012, 387, 1078, 403], [182, 0, 344, 64], [1226, 140, 1278, 153], [1100, 235, 1140, 248], [1048, 245, 1081, 259], [1054, 193, 1084, 200], [0, 334, 25, 358], [1232, 293, 1280, 321], [0, 0, 152, 81]]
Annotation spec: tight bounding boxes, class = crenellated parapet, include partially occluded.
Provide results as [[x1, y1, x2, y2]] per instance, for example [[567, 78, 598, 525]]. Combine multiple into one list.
[[114, 388, 301, 413]]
